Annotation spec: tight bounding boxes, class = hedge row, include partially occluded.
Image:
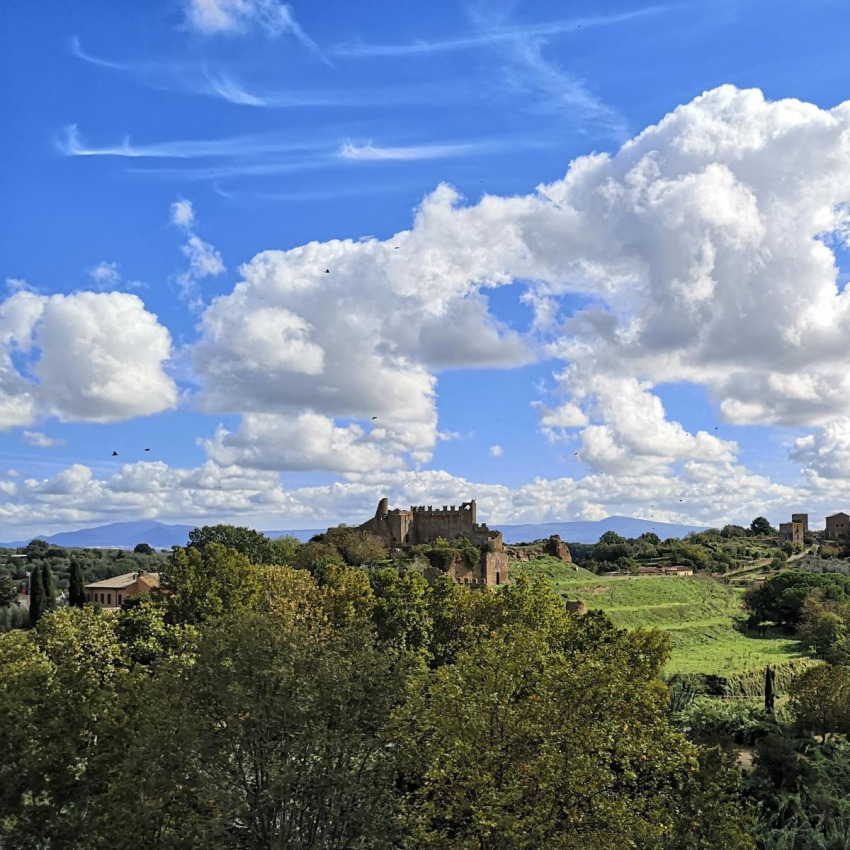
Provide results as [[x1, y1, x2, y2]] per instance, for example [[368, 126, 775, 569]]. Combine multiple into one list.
[[666, 658, 818, 698]]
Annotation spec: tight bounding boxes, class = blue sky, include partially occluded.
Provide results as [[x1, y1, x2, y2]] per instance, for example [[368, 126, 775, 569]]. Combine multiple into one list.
[[4, 0, 850, 538]]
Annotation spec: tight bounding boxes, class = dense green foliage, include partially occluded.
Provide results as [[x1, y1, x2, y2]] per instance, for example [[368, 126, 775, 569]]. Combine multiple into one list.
[[667, 660, 850, 849], [187, 523, 277, 564], [0, 574, 16, 608], [750, 517, 776, 537], [743, 572, 850, 666], [0, 539, 168, 596], [0, 537, 756, 849], [745, 573, 850, 632], [557, 527, 774, 575]]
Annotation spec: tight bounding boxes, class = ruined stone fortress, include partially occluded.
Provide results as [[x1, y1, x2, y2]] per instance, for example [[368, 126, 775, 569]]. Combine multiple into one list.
[[358, 498, 509, 587], [779, 511, 850, 543]]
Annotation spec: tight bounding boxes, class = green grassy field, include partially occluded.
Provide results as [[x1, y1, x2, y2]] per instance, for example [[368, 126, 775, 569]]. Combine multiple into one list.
[[514, 557, 805, 676]]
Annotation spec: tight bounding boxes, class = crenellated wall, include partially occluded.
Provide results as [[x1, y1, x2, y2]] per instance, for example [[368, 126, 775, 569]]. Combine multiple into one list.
[[357, 498, 502, 550]]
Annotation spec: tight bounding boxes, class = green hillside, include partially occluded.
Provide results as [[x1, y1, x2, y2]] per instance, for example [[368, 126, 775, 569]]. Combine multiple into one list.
[[514, 557, 805, 676]]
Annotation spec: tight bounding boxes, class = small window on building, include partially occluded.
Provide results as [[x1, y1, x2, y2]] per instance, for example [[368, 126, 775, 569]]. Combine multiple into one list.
[[100, 593, 105, 604], [107, 593, 112, 605], [495, 572, 501, 585], [118, 594, 122, 605]]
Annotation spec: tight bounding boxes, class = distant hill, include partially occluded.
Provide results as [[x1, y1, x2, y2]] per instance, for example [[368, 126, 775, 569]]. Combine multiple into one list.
[[264, 529, 327, 542], [0, 520, 198, 550], [0, 515, 705, 550], [499, 516, 708, 545]]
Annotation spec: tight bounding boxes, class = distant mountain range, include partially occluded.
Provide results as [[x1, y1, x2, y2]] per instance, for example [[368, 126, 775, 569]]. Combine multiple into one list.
[[498, 516, 708, 545], [0, 515, 707, 550], [0, 521, 200, 551]]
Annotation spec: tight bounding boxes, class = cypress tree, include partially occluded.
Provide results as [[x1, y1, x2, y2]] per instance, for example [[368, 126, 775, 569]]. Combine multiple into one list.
[[41, 563, 57, 610], [764, 665, 776, 713], [69, 560, 86, 608], [29, 567, 46, 628]]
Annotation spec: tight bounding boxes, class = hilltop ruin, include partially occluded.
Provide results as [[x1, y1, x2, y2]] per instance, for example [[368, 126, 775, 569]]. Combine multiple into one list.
[[355, 498, 508, 587]]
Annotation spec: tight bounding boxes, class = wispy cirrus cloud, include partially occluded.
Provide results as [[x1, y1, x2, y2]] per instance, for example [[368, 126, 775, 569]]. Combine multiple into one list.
[[335, 4, 678, 137], [463, 2, 630, 136], [69, 35, 124, 69], [203, 70, 268, 105], [56, 124, 518, 180], [21, 431, 67, 449], [335, 5, 677, 57], [181, 0, 330, 64], [339, 140, 486, 161], [56, 125, 320, 159], [71, 36, 268, 105], [70, 37, 461, 108]]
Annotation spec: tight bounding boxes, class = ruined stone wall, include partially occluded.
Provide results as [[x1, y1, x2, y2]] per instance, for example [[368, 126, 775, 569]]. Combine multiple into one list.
[[407, 504, 476, 544], [542, 535, 572, 563], [421, 548, 508, 588], [354, 497, 503, 557], [481, 551, 509, 586]]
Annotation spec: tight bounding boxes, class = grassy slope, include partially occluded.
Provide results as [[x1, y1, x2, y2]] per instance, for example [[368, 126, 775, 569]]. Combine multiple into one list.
[[514, 557, 804, 676]]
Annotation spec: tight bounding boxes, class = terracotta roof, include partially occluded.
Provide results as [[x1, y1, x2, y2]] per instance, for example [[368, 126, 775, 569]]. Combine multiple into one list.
[[84, 572, 159, 590]]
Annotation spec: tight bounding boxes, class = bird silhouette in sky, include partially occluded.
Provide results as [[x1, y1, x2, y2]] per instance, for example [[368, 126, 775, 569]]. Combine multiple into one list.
[[324, 269, 330, 274], [111, 451, 118, 457], [144, 448, 150, 452], [371, 416, 378, 420]]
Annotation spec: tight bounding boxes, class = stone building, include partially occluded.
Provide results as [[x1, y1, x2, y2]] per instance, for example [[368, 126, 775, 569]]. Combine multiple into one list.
[[355, 498, 507, 587], [84, 572, 159, 609], [779, 521, 805, 546], [792, 513, 809, 534], [424, 550, 509, 588], [358, 498, 503, 550], [825, 512, 850, 541]]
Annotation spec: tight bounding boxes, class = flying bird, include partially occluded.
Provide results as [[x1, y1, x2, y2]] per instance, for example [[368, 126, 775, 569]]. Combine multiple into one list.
[[371, 416, 378, 420], [324, 269, 330, 273], [111, 451, 118, 457], [144, 448, 150, 452]]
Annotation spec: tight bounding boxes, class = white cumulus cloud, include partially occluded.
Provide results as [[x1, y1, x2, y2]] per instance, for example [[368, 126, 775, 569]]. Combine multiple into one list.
[[203, 412, 406, 473], [0, 458, 805, 542], [0, 290, 177, 428], [186, 85, 850, 476]]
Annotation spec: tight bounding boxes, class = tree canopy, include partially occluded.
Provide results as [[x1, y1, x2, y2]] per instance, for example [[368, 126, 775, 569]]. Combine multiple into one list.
[[187, 523, 275, 564], [749, 516, 775, 536], [0, 545, 756, 848]]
